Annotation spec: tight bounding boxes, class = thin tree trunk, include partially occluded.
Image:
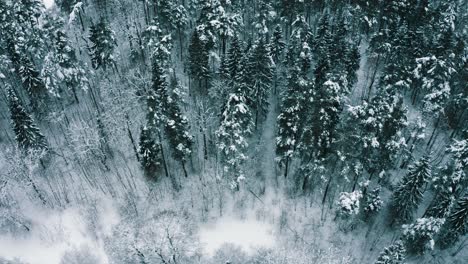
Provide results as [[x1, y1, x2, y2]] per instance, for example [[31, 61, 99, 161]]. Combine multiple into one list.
[[158, 133, 170, 178], [367, 54, 381, 99]]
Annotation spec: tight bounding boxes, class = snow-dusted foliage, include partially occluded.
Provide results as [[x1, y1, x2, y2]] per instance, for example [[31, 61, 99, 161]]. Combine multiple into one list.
[[338, 190, 363, 216], [0, 0, 466, 263], [402, 217, 445, 254]]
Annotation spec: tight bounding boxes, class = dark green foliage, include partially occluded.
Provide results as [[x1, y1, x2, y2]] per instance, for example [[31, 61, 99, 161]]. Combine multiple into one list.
[[147, 59, 169, 128], [188, 29, 210, 91], [402, 217, 445, 254], [270, 25, 285, 63], [7, 88, 47, 151], [18, 56, 47, 98], [392, 156, 431, 224], [164, 81, 193, 163], [447, 195, 468, 235], [89, 20, 116, 70], [363, 187, 384, 218], [375, 240, 405, 264], [248, 38, 274, 127], [276, 67, 311, 166], [226, 34, 243, 81], [216, 85, 252, 189], [138, 126, 161, 174]]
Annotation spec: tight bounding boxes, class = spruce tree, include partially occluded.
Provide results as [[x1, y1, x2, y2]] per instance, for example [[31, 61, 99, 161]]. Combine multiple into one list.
[[188, 29, 210, 93], [375, 240, 405, 264], [89, 19, 117, 70], [216, 85, 252, 190], [7, 88, 47, 151], [402, 217, 445, 254], [392, 155, 431, 224], [164, 82, 193, 177], [276, 67, 312, 176], [226, 34, 243, 81], [249, 38, 273, 128], [18, 55, 47, 99], [270, 25, 285, 63], [449, 194, 468, 229], [138, 125, 161, 176]]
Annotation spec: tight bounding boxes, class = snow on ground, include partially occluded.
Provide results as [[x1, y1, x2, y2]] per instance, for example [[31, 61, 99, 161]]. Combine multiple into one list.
[[43, 0, 54, 9], [198, 215, 276, 257], [0, 198, 118, 264]]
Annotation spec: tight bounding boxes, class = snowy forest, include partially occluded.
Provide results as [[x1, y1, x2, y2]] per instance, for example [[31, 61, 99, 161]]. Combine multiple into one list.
[[0, 0, 467, 263]]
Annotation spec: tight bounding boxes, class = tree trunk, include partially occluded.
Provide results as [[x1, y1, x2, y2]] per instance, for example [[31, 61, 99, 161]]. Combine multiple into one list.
[[367, 54, 381, 99], [158, 133, 170, 178], [181, 160, 188, 178], [427, 117, 440, 147], [284, 157, 289, 178]]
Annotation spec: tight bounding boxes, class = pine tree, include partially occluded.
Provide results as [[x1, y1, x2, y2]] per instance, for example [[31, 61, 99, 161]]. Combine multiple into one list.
[[345, 88, 407, 177], [314, 13, 333, 60], [159, 0, 188, 31], [448, 194, 468, 236], [392, 155, 431, 224], [18, 55, 47, 99], [143, 20, 173, 66], [254, 0, 274, 36], [276, 67, 312, 177], [402, 217, 445, 254], [270, 25, 285, 63], [89, 19, 117, 70], [138, 125, 161, 176], [188, 29, 210, 93], [226, 34, 243, 81], [249, 38, 273, 128], [308, 78, 344, 158], [426, 138, 467, 218], [375, 240, 406, 264], [164, 80, 193, 177], [147, 59, 169, 129], [53, 30, 88, 102], [216, 85, 252, 190], [7, 88, 47, 151], [363, 187, 384, 218]]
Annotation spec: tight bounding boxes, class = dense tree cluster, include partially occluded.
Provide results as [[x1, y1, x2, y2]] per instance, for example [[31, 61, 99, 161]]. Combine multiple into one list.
[[0, 0, 466, 263]]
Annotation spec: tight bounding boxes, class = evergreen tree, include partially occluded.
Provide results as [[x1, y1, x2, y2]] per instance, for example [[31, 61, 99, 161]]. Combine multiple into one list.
[[89, 19, 117, 70], [7, 88, 47, 151], [447, 194, 468, 236], [216, 86, 252, 190], [143, 20, 173, 66], [426, 137, 467, 218], [226, 34, 244, 81], [374, 240, 406, 264], [392, 156, 431, 224], [164, 81, 193, 177], [270, 25, 285, 63], [314, 13, 333, 60], [18, 55, 47, 99], [309, 78, 344, 157], [159, 0, 188, 31], [188, 29, 210, 93], [249, 38, 274, 128], [345, 88, 407, 177], [254, 0, 274, 36], [363, 187, 384, 218], [147, 59, 169, 129], [402, 217, 445, 254], [276, 67, 312, 176], [138, 125, 161, 176]]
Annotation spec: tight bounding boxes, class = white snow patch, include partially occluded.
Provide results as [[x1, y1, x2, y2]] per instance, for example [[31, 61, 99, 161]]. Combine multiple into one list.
[[43, 0, 54, 9], [198, 216, 276, 257], [0, 198, 119, 264]]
